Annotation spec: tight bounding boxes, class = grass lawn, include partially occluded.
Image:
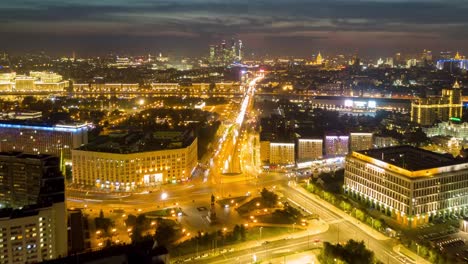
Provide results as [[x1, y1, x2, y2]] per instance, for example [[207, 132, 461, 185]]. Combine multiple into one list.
[[236, 197, 268, 215], [246, 226, 291, 241], [256, 214, 294, 225], [217, 196, 248, 208], [145, 207, 182, 218], [171, 226, 291, 257]]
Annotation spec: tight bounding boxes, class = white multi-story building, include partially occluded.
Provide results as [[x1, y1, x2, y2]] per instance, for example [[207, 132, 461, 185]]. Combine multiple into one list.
[[72, 132, 198, 190], [0, 121, 90, 161], [269, 142, 295, 165], [424, 122, 468, 141], [0, 203, 68, 263], [297, 139, 323, 161], [0, 153, 67, 263], [344, 146, 468, 227], [349, 132, 373, 151], [0, 71, 68, 92], [374, 136, 399, 148], [260, 141, 271, 164]]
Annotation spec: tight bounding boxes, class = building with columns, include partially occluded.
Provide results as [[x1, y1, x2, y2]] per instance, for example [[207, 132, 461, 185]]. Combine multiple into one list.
[[344, 146, 468, 227]]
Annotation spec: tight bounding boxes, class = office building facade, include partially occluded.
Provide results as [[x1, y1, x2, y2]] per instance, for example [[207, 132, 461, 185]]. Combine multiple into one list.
[[297, 139, 323, 161], [424, 121, 468, 141], [269, 142, 295, 165], [0, 71, 68, 93], [0, 203, 67, 263], [349, 133, 373, 151], [72, 134, 198, 190], [0, 153, 67, 263], [325, 135, 349, 157], [0, 122, 90, 161], [344, 146, 468, 227], [373, 136, 399, 148]]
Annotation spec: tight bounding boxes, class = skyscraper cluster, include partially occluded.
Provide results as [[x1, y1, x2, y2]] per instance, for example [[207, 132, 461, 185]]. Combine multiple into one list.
[[209, 39, 243, 66]]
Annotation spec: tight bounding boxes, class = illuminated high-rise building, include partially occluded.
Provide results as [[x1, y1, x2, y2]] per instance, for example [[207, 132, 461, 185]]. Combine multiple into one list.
[[349, 133, 373, 151], [297, 139, 323, 161], [421, 49, 433, 62], [436, 51, 468, 71], [394, 52, 402, 66], [325, 135, 349, 157], [208, 38, 243, 66], [269, 142, 295, 165], [0, 153, 67, 262], [316, 52, 323, 65], [0, 120, 90, 161], [411, 81, 462, 125]]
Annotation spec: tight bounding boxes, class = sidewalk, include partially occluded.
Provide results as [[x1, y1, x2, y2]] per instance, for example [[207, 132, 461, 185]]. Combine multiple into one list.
[[393, 244, 431, 264], [173, 218, 329, 261], [233, 219, 329, 251], [264, 250, 320, 264], [293, 185, 389, 241]]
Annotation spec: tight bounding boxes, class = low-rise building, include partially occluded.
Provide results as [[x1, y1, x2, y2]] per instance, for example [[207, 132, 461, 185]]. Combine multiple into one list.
[[373, 136, 399, 148], [424, 121, 468, 141]]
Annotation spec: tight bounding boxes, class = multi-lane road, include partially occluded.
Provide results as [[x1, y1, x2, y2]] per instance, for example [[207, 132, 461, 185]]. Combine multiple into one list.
[[280, 185, 407, 264], [67, 73, 415, 263]]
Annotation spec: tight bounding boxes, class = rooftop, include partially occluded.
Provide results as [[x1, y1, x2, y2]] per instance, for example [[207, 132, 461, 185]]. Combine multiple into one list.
[[77, 130, 195, 154], [357, 146, 464, 171], [0, 119, 90, 132]]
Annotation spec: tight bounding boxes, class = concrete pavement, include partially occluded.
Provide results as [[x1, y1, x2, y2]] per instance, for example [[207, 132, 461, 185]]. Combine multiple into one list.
[[292, 185, 389, 241]]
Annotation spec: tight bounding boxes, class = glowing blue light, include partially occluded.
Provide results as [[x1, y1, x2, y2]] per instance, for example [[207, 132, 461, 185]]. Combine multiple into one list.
[[0, 123, 89, 133]]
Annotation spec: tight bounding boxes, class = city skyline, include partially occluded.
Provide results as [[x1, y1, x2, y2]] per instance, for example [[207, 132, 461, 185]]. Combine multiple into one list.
[[2, 1, 468, 263], [1, 0, 468, 57]]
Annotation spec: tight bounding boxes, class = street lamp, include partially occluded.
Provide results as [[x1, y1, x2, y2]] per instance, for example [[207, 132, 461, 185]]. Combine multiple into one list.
[[222, 227, 227, 247], [259, 227, 263, 240], [160, 192, 168, 208], [416, 243, 420, 264]]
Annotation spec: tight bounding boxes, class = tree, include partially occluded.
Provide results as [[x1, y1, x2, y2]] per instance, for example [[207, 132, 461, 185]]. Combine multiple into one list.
[[131, 226, 143, 244], [105, 239, 112, 248], [94, 215, 113, 234], [373, 219, 383, 230], [22, 96, 37, 108], [405, 128, 429, 147], [340, 201, 351, 212], [232, 225, 241, 241], [154, 221, 176, 246], [319, 240, 376, 264], [125, 214, 137, 227], [239, 225, 246, 241], [355, 209, 365, 222], [260, 188, 278, 207]]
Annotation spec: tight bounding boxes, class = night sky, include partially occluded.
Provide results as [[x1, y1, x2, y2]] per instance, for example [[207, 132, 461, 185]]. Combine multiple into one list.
[[1, 0, 468, 57]]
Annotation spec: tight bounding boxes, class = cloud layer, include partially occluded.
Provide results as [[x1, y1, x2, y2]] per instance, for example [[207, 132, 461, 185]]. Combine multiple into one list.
[[1, 0, 468, 56]]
